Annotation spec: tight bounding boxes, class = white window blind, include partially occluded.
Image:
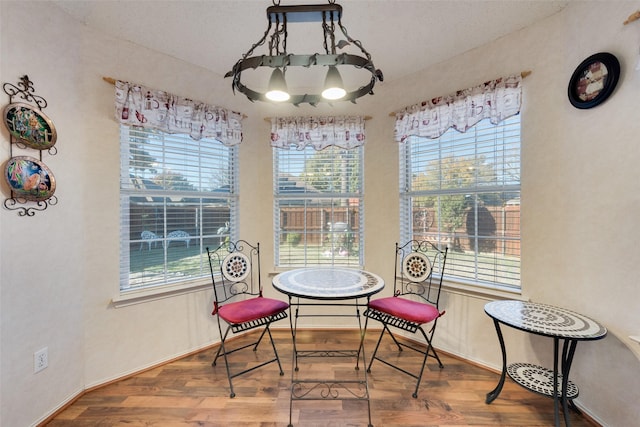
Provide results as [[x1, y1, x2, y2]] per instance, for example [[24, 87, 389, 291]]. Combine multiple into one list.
[[400, 115, 521, 290], [120, 125, 238, 291], [274, 145, 364, 267]]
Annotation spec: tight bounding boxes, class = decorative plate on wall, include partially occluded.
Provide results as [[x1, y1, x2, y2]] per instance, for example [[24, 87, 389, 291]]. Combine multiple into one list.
[[4, 156, 56, 201], [568, 52, 620, 109], [3, 102, 57, 149]]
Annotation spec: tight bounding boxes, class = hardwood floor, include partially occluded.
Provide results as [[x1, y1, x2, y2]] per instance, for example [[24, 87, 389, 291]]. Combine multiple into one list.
[[45, 329, 598, 426]]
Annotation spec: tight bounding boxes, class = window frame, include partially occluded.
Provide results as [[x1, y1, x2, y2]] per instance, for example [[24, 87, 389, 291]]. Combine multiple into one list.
[[273, 144, 365, 268], [399, 115, 521, 292], [118, 125, 239, 296]]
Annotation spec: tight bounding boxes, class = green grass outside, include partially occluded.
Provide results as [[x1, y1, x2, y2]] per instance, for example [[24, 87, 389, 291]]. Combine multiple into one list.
[[127, 243, 519, 288]]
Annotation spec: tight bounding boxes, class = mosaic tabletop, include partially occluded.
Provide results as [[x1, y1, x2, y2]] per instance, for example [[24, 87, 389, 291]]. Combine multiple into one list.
[[273, 267, 385, 300], [484, 300, 607, 340]]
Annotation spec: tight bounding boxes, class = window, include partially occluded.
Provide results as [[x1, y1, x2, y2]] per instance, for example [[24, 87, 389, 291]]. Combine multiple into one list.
[[120, 125, 238, 291], [400, 115, 521, 290], [274, 145, 363, 267]]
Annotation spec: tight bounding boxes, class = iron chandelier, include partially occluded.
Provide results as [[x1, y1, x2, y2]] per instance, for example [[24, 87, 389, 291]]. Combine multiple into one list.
[[225, 0, 384, 106]]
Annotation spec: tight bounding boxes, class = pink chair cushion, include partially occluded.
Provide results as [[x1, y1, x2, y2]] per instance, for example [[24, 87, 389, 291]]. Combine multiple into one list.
[[368, 296, 441, 324], [218, 296, 288, 325]]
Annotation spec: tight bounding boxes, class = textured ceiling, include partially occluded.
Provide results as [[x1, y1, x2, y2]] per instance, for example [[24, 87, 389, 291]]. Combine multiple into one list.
[[53, 0, 569, 88]]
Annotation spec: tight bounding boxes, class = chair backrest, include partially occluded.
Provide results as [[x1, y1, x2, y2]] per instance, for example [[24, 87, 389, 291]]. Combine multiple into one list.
[[206, 240, 261, 305], [393, 240, 448, 307]]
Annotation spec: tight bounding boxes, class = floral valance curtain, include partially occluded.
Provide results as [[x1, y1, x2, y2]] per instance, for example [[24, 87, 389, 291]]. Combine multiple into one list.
[[393, 75, 522, 142], [270, 116, 366, 150], [114, 80, 243, 145]]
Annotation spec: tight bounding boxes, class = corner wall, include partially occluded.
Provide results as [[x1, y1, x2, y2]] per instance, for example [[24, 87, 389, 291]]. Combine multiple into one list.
[[369, 2, 640, 426]]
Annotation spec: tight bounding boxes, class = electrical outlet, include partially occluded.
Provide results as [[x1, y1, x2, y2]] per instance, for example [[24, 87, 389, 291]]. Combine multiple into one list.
[[34, 347, 48, 373]]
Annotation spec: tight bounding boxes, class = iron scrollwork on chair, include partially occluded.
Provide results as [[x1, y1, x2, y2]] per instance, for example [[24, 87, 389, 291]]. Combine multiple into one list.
[[363, 240, 448, 398], [206, 240, 289, 398]]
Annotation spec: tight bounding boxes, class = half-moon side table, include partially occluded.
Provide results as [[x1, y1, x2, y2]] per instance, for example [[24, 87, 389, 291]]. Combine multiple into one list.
[[484, 300, 607, 427]]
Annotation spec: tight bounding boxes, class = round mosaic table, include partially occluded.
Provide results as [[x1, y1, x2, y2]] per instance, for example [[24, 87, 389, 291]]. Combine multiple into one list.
[[484, 300, 607, 427], [273, 267, 384, 300], [273, 267, 384, 427]]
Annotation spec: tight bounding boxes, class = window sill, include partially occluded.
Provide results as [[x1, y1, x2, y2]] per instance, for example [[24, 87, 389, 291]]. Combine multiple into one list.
[[112, 279, 211, 308]]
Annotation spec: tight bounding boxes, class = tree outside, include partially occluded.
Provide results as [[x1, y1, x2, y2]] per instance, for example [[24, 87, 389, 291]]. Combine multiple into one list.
[[301, 148, 360, 194], [414, 156, 492, 229]]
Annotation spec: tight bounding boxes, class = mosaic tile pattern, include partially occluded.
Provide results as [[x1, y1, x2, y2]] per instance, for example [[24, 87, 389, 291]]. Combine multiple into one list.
[[507, 362, 579, 398], [273, 267, 384, 299], [485, 300, 607, 339]]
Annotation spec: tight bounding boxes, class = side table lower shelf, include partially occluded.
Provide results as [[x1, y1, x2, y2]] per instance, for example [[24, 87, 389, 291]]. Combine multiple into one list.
[[507, 362, 579, 399]]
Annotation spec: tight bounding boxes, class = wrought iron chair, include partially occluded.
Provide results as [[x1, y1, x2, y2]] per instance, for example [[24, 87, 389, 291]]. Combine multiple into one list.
[[363, 240, 448, 398], [206, 240, 289, 398]]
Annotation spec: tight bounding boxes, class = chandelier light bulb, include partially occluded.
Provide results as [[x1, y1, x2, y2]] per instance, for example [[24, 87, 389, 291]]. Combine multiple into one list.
[[265, 68, 290, 102], [322, 66, 346, 100]]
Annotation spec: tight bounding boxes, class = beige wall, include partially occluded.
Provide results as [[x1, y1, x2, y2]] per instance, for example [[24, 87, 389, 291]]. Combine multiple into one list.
[[1, 1, 640, 426]]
